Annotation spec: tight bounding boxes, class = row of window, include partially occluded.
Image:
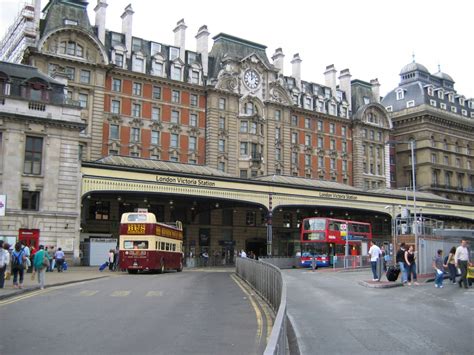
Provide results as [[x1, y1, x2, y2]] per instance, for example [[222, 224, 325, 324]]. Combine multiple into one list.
[[431, 139, 471, 155], [110, 99, 199, 124], [110, 125, 199, 150], [431, 153, 472, 169], [431, 170, 474, 188], [111, 79, 200, 106]]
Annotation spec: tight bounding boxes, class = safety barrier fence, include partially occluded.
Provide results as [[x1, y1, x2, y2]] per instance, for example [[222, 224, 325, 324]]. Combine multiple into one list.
[[236, 257, 290, 355]]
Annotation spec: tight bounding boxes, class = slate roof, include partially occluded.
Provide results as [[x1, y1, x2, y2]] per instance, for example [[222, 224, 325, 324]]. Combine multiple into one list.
[[208, 33, 272, 80], [93, 156, 233, 178], [0, 61, 63, 85]]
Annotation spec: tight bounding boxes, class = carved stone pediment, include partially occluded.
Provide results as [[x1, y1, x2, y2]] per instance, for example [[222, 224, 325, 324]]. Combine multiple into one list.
[[216, 70, 239, 93], [169, 123, 182, 133], [130, 117, 144, 127], [269, 80, 293, 105]]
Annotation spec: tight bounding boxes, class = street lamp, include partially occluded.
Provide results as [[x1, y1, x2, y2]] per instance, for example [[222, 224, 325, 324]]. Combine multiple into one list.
[[386, 139, 418, 274]]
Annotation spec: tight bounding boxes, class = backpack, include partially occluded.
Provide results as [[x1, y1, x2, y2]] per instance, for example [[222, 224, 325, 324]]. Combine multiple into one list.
[[12, 250, 24, 268]]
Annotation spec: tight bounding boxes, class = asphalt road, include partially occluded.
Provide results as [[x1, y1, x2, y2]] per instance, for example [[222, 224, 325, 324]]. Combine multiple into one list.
[[0, 270, 267, 355], [285, 269, 474, 355]]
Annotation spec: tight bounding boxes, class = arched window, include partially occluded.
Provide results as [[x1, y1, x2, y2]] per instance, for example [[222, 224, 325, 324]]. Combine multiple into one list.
[[245, 102, 254, 115], [59, 41, 84, 58]]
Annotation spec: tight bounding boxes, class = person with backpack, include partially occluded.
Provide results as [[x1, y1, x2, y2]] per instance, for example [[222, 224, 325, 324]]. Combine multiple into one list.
[[11, 242, 26, 289]]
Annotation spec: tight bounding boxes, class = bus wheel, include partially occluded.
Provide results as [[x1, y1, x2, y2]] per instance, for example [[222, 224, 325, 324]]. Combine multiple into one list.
[[177, 261, 183, 272], [127, 269, 138, 274], [158, 261, 165, 274]]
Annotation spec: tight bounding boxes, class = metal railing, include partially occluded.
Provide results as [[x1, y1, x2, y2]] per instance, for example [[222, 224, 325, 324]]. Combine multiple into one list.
[[236, 257, 288, 355]]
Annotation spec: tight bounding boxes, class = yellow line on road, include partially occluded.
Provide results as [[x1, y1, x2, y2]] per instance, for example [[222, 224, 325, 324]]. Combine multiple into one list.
[[231, 274, 263, 345], [0, 289, 53, 307]]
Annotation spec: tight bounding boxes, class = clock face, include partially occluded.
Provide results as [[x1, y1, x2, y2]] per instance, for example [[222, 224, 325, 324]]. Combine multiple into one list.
[[244, 69, 260, 89]]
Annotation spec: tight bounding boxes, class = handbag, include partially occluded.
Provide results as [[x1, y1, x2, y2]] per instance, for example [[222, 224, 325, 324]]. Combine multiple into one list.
[[42, 256, 50, 268]]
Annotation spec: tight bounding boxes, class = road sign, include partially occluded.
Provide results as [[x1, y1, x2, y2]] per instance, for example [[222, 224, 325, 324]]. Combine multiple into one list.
[[341, 223, 347, 231]]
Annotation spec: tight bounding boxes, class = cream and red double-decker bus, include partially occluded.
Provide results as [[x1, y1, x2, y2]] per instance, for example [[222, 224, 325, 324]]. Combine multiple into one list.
[[119, 211, 183, 274]]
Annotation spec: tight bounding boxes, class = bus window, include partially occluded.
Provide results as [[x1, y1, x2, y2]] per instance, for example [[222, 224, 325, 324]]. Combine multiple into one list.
[[127, 214, 148, 222], [303, 218, 326, 231], [124, 241, 148, 249], [329, 222, 340, 231], [166, 243, 170, 251], [156, 242, 159, 250], [172, 244, 176, 251], [161, 242, 165, 250]]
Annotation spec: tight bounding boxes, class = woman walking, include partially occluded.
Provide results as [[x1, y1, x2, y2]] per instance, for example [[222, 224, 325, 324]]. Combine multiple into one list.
[[11, 242, 26, 289], [405, 245, 419, 286], [446, 246, 457, 284], [33, 245, 48, 289]]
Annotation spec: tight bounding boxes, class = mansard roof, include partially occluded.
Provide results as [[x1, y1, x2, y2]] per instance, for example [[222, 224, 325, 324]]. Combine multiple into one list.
[[208, 33, 272, 79], [0, 61, 63, 86]]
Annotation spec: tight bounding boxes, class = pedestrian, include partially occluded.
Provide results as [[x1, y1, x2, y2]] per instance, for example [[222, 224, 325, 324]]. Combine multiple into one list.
[[240, 249, 247, 258], [432, 249, 445, 288], [405, 245, 419, 285], [11, 242, 27, 289], [33, 245, 48, 290], [454, 239, 471, 289], [201, 250, 209, 266], [48, 246, 55, 271], [108, 249, 115, 271], [21, 242, 31, 273], [54, 247, 65, 272], [0, 240, 8, 288], [113, 246, 119, 271], [396, 243, 408, 285], [381, 246, 387, 272], [446, 246, 457, 284], [368, 241, 381, 281]]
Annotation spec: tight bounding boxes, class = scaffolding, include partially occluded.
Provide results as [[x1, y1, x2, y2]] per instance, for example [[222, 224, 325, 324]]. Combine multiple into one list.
[[0, 2, 38, 63]]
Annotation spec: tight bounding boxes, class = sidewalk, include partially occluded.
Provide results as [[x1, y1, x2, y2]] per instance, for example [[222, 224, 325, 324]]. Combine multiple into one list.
[[0, 267, 112, 300]]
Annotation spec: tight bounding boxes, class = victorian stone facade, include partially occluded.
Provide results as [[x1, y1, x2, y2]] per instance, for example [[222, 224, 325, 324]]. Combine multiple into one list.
[[0, 61, 84, 257], [382, 62, 474, 203]]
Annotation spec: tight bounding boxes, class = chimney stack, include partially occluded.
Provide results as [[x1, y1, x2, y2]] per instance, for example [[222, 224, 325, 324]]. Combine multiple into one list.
[[94, 0, 108, 44], [272, 48, 285, 76], [324, 64, 337, 97], [34, 0, 41, 41], [196, 25, 209, 76], [291, 53, 302, 89], [339, 68, 352, 110], [174, 19, 187, 62], [370, 78, 381, 103], [121, 4, 134, 59]]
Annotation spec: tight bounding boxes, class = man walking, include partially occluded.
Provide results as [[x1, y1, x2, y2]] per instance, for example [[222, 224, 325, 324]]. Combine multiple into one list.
[[455, 239, 471, 289], [396, 243, 408, 284], [368, 241, 381, 281]]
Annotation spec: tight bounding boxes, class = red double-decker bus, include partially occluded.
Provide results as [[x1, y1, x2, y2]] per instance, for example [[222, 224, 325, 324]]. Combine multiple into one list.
[[119, 211, 184, 274], [299, 217, 372, 267]]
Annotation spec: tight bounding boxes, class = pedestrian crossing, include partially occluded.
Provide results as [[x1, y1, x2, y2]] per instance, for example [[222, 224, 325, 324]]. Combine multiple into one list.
[[71, 289, 164, 298]]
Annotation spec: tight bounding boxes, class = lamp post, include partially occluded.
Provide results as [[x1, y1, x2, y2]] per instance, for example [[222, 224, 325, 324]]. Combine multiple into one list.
[[387, 139, 418, 274]]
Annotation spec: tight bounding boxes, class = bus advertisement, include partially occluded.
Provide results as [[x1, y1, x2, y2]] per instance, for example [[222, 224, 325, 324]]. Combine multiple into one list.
[[300, 217, 372, 267], [119, 211, 184, 274]]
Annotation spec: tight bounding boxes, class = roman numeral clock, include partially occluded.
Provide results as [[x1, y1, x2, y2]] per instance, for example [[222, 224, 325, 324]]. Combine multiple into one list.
[[244, 69, 261, 90]]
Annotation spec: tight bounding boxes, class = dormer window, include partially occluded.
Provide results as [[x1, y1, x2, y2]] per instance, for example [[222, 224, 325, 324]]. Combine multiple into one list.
[[427, 86, 434, 96], [448, 93, 454, 103], [151, 61, 164, 76], [396, 89, 404, 100], [59, 41, 83, 58], [304, 97, 312, 110], [151, 42, 162, 56], [171, 65, 182, 81], [437, 90, 444, 99], [132, 52, 145, 73], [169, 47, 180, 60], [328, 103, 336, 116], [292, 95, 299, 105], [316, 100, 324, 112], [459, 97, 465, 106]]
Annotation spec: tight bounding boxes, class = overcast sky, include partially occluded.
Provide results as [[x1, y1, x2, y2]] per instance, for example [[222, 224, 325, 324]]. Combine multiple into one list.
[[1, 0, 472, 98]]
